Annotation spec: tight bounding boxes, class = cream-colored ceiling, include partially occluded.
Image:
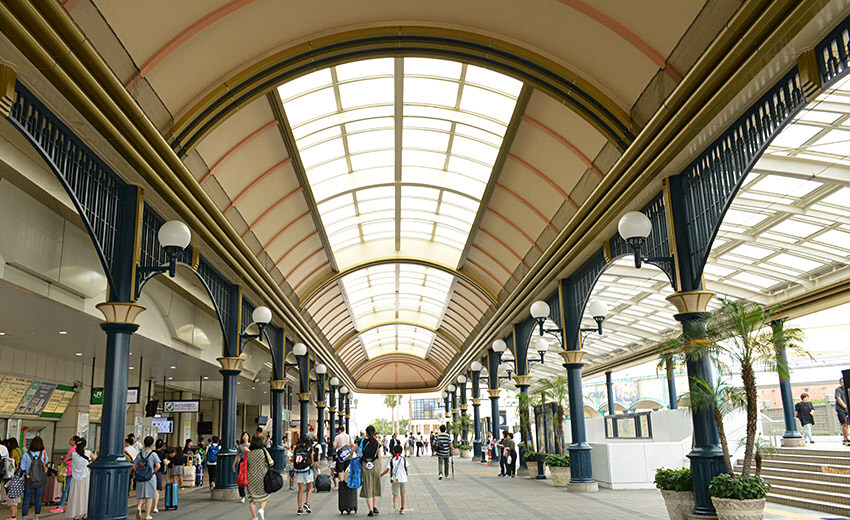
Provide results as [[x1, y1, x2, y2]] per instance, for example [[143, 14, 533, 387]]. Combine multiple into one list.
[[66, 0, 719, 390]]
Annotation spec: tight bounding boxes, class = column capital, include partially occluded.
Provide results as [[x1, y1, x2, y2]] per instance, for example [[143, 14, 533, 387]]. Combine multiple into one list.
[[0, 65, 16, 118], [460, 404, 469, 411], [666, 291, 714, 314], [471, 398, 481, 405], [298, 392, 312, 402], [559, 350, 585, 366], [514, 375, 533, 387], [345, 413, 351, 418], [328, 406, 337, 413], [316, 400, 327, 408], [451, 408, 460, 414], [488, 389, 501, 398], [269, 380, 286, 391], [217, 356, 244, 372], [96, 302, 146, 325]]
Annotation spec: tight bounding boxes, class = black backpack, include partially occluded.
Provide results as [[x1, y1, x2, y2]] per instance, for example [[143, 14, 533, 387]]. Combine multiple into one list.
[[25, 451, 46, 489], [293, 445, 311, 472]]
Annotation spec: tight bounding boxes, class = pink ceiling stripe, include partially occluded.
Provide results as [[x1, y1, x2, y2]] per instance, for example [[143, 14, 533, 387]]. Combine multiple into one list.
[[63, 0, 83, 11], [522, 115, 604, 179], [124, 0, 258, 89], [200, 120, 277, 184], [557, 0, 681, 82]]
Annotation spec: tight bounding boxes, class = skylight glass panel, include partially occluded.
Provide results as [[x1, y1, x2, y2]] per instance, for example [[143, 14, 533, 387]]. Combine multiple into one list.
[[808, 129, 850, 156], [403, 129, 450, 152], [404, 78, 459, 106], [283, 88, 337, 126], [821, 188, 850, 207], [350, 150, 394, 170], [730, 272, 781, 289], [750, 175, 821, 198], [465, 65, 524, 96], [339, 78, 394, 109], [726, 244, 775, 259], [346, 129, 394, 153], [335, 58, 393, 81], [276, 69, 333, 102], [768, 219, 821, 238], [766, 253, 823, 272], [769, 123, 821, 149], [459, 86, 517, 122], [345, 117, 394, 133], [404, 58, 462, 79]]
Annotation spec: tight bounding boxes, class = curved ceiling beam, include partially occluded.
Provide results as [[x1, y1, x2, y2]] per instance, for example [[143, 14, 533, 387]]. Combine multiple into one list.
[[521, 115, 604, 179], [555, 0, 681, 82], [168, 26, 636, 156], [299, 257, 497, 308], [332, 321, 463, 354], [352, 353, 443, 381]]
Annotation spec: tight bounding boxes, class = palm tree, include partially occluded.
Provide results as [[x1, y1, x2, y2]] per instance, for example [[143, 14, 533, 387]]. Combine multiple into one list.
[[707, 299, 805, 478], [541, 376, 568, 454], [689, 375, 744, 475], [383, 394, 402, 433]]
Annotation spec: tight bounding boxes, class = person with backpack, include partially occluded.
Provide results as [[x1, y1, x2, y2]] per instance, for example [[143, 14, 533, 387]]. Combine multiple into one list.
[[153, 439, 169, 513], [66, 437, 95, 520], [381, 444, 408, 514], [359, 425, 382, 517], [292, 435, 314, 515], [205, 436, 220, 489], [1, 438, 21, 520], [21, 436, 48, 519], [134, 436, 161, 520]]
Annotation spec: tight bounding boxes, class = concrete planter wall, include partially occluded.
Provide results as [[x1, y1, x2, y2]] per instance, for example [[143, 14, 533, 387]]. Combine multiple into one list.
[[549, 466, 570, 487], [710, 497, 766, 520], [659, 490, 694, 520], [460, 449, 473, 459]]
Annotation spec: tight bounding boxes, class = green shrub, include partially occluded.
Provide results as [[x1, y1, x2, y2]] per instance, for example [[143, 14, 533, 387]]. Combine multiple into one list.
[[455, 444, 473, 451], [523, 451, 539, 462], [709, 473, 769, 500], [654, 467, 692, 492], [544, 454, 570, 467]]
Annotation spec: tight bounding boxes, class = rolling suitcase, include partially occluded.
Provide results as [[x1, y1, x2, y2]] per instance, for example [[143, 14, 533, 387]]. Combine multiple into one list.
[[338, 480, 358, 514], [195, 465, 204, 487], [164, 482, 179, 510]]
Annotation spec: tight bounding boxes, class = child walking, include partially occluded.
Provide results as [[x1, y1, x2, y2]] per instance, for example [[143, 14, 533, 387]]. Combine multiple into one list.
[[381, 444, 408, 515]]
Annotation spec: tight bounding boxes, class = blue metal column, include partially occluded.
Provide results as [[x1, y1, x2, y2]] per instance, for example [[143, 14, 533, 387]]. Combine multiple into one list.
[[450, 388, 458, 439], [459, 378, 469, 443], [667, 362, 678, 410], [344, 397, 350, 433], [315, 370, 326, 457], [213, 285, 242, 499], [339, 388, 346, 432], [328, 381, 337, 448], [471, 367, 482, 459], [561, 351, 596, 491], [773, 321, 803, 446], [513, 326, 532, 471], [443, 395, 451, 432], [88, 184, 142, 520], [487, 348, 501, 464], [296, 352, 310, 439], [268, 327, 286, 471], [605, 372, 615, 415]]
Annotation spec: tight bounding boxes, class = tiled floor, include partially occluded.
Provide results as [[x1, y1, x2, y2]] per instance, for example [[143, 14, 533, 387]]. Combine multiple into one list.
[[8, 455, 845, 519]]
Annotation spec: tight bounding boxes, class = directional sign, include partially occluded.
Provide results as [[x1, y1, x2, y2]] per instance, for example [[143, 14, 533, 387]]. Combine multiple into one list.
[[163, 400, 200, 413]]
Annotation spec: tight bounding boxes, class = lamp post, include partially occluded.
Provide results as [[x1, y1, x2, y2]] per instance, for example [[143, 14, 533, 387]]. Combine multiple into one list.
[[478, 366, 489, 463], [619, 210, 724, 514], [448, 384, 458, 441], [339, 386, 348, 432], [469, 361, 483, 459], [530, 299, 607, 492], [441, 391, 450, 432], [458, 375, 469, 443], [488, 340, 505, 464], [293, 342, 310, 439], [315, 363, 327, 457], [328, 376, 339, 444], [340, 386, 350, 433]]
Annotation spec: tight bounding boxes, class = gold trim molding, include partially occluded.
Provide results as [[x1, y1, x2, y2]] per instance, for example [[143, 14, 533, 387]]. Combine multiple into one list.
[[0, 64, 17, 118], [298, 392, 312, 401], [316, 400, 327, 408], [559, 350, 585, 365], [459, 404, 469, 411], [666, 291, 715, 315], [217, 356, 244, 372], [269, 380, 286, 391], [471, 398, 481, 405], [514, 375, 533, 386], [96, 302, 146, 324], [488, 389, 501, 398]]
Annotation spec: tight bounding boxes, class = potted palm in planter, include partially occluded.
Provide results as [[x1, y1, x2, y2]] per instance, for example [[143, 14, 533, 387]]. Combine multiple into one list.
[[709, 473, 769, 519], [544, 454, 570, 487], [457, 444, 474, 458], [541, 376, 568, 454], [654, 467, 693, 520]]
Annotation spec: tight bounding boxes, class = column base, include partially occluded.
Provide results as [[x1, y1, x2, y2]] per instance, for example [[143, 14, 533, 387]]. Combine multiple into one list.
[[473, 441, 482, 459], [567, 482, 598, 493], [211, 487, 241, 501], [781, 436, 806, 447], [268, 445, 287, 472], [87, 456, 133, 520]]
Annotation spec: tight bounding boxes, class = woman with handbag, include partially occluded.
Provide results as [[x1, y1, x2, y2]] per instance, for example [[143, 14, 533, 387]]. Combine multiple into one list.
[[3, 438, 23, 520], [66, 437, 95, 520], [359, 425, 382, 517], [51, 436, 79, 514], [244, 435, 275, 520], [21, 436, 48, 520], [232, 432, 250, 503]]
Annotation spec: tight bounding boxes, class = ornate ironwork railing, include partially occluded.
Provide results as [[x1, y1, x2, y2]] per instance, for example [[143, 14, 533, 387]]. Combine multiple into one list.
[[561, 249, 608, 350], [8, 83, 128, 294], [816, 13, 850, 88], [609, 192, 674, 284]]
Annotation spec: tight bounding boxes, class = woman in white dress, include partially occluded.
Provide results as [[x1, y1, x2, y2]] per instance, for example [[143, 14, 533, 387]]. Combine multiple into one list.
[[66, 437, 96, 519]]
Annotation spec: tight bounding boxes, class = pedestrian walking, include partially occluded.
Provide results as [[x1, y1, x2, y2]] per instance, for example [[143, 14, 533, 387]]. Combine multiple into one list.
[[245, 435, 274, 520], [233, 432, 251, 503], [359, 425, 382, 517], [291, 435, 314, 515], [21, 436, 48, 520], [435, 425, 452, 480], [66, 437, 95, 520], [133, 436, 161, 520], [381, 444, 408, 514], [795, 392, 816, 443]]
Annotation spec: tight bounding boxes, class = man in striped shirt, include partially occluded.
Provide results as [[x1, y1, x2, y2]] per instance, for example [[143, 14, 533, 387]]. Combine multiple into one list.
[[435, 425, 453, 480]]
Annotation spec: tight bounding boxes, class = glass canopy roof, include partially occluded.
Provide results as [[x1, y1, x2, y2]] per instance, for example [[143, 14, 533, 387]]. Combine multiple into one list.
[[277, 58, 523, 362]]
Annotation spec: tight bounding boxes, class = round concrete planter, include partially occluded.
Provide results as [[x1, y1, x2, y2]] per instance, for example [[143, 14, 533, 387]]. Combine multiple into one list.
[[659, 490, 694, 520], [710, 497, 766, 520], [460, 449, 473, 459], [548, 465, 570, 487]]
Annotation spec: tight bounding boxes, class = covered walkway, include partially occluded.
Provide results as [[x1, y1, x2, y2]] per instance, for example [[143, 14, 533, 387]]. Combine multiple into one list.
[[26, 456, 836, 520]]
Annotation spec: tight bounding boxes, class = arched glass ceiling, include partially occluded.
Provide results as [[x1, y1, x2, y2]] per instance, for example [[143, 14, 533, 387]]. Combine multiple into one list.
[[277, 57, 523, 268], [277, 57, 523, 365]]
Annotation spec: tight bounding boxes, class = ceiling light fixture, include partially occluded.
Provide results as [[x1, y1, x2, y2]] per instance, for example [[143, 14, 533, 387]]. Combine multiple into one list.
[[75, 352, 83, 356], [59, 331, 68, 335]]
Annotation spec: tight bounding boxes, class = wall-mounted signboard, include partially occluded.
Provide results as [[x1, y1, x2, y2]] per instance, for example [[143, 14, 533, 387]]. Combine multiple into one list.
[[163, 400, 200, 413], [91, 387, 139, 405], [0, 377, 76, 420]]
